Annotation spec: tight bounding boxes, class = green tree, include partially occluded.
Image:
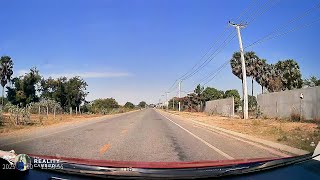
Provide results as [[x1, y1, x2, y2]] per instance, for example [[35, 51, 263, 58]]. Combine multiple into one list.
[[303, 76, 320, 87], [91, 98, 119, 113], [7, 67, 41, 107], [230, 52, 260, 96], [248, 95, 257, 110], [202, 87, 224, 101], [194, 84, 205, 110], [0, 56, 14, 105], [224, 89, 240, 110], [40, 77, 58, 99], [65, 76, 88, 109], [274, 59, 303, 90], [138, 101, 147, 108], [124, 102, 135, 109]]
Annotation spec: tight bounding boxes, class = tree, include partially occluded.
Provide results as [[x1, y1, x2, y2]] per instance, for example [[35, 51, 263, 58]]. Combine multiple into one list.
[[0, 56, 14, 105], [253, 58, 268, 93], [202, 87, 224, 101], [230, 51, 260, 96], [274, 59, 303, 90], [194, 84, 205, 110], [7, 67, 41, 107], [224, 89, 240, 110], [91, 98, 119, 113], [40, 77, 58, 99], [124, 102, 135, 109], [303, 76, 320, 87], [138, 101, 147, 108], [65, 76, 88, 110], [248, 95, 257, 110]]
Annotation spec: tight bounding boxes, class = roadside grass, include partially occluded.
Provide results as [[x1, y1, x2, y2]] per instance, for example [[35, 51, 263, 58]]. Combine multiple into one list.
[[166, 110, 320, 152], [0, 108, 135, 135], [0, 114, 103, 134]]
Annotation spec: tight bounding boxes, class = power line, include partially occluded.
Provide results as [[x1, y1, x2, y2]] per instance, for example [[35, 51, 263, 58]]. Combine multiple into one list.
[[245, 3, 320, 49], [181, 32, 236, 81], [167, 79, 178, 92], [177, 0, 258, 82], [199, 4, 320, 88], [186, 0, 278, 87], [166, 0, 259, 91], [248, 17, 320, 49], [246, 0, 279, 25], [199, 60, 230, 86]]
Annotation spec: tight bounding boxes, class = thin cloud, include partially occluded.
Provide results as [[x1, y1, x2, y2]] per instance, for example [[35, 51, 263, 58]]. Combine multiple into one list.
[[16, 70, 131, 79], [46, 72, 131, 79]]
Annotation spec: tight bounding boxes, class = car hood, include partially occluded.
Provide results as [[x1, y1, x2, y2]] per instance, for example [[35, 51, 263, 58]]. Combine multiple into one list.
[[28, 154, 286, 168]]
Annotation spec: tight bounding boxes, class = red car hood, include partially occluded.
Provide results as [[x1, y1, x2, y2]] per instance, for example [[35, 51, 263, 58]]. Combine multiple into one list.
[[28, 154, 288, 169]]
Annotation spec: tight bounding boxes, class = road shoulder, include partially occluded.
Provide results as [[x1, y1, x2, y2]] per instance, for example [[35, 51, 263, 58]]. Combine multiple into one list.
[[159, 110, 309, 156]]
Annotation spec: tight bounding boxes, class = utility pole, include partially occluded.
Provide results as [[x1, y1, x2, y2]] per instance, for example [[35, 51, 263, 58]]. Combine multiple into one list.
[[229, 21, 248, 119], [178, 80, 182, 112]]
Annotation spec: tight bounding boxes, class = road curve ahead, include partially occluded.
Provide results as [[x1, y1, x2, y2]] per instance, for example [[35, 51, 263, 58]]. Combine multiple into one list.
[[0, 109, 286, 162]]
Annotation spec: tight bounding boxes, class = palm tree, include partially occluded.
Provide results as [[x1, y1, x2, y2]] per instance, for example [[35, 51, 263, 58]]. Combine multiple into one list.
[[245, 52, 260, 96], [0, 56, 14, 105], [230, 51, 260, 96], [254, 58, 268, 93]]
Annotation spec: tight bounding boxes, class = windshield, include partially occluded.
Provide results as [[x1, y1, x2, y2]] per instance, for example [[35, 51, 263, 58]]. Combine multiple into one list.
[[0, 0, 319, 172]]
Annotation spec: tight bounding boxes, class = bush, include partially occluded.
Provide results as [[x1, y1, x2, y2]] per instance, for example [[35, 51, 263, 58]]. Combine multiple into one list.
[[290, 113, 304, 122]]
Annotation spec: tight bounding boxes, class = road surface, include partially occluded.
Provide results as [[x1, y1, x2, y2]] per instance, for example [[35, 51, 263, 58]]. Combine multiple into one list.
[[0, 109, 287, 162]]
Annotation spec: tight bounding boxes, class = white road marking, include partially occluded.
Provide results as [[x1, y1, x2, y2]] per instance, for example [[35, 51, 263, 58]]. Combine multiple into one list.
[[159, 112, 234, 160], [191, 123, 290, 157]]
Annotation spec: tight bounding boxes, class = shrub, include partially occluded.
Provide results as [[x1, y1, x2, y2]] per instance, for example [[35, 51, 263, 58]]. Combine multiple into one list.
[[290, 113, 304, 122]]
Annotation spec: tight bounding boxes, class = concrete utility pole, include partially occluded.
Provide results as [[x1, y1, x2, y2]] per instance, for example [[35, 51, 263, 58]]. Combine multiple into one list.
[[178, 80, 182, 112], [229, 21, 248, 119]]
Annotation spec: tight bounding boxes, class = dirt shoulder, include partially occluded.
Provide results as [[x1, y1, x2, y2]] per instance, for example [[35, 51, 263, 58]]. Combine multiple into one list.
[[166, 110, 320, 152], [0, 110, 137, 136]]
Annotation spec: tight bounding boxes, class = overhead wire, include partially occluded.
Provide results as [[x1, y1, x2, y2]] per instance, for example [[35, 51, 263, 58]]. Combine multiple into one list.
[[166, 0, 259, 92], [194, 0, 279, 87]]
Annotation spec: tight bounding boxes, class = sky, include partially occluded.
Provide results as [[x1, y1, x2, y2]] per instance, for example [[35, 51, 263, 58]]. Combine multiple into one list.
[[0, 0, 319, 105]]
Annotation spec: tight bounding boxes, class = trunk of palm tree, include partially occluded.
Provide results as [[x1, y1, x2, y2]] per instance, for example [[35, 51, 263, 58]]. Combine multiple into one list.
[[252, 77, 254, 97]]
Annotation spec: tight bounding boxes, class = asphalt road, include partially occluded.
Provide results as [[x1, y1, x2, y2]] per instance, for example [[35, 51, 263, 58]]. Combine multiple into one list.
[[0, 109, 287, 162]]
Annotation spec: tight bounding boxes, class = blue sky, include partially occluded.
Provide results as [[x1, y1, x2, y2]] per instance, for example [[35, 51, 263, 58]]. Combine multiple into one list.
[[0, 0, 319, 105]]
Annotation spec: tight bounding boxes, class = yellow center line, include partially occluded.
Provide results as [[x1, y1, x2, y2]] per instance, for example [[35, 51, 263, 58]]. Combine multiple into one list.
[[99, 144, 111, 155]]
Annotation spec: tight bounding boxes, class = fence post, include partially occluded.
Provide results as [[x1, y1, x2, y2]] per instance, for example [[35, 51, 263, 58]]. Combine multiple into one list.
[[70, 107, 72, 115], [76, 107, 78, 115], [54, 106, 56, 120], [46, 105, 49, 119]]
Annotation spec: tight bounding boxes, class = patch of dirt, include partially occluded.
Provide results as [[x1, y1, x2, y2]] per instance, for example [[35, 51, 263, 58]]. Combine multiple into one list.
[[0, 114, 108, 136], [167, 110, 320, 152]]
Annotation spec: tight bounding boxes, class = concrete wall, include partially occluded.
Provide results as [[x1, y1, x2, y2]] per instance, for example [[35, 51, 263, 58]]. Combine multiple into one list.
[[204, 97, 234, 117], [257, 86, 320, 120]]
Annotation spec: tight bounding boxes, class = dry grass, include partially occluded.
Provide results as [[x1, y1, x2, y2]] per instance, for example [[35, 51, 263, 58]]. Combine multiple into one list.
[[168, 111, 320, 152], [0, 113, 105, 135]]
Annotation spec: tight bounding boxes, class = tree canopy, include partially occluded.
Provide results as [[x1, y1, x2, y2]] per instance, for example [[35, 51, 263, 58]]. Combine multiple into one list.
[[124, 102, 135, 109], [7, 67, 41, 107], [138, 101, 147, 108], [224, 89, 240, 109], [303, 76, 320, 87]]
